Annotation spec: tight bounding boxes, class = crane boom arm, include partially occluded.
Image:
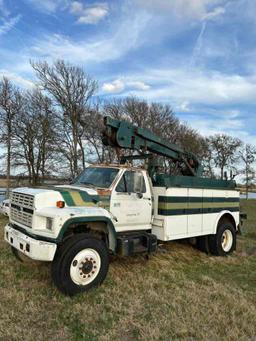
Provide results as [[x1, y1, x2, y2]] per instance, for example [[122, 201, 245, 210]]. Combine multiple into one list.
[[102, 116, 202, 177]]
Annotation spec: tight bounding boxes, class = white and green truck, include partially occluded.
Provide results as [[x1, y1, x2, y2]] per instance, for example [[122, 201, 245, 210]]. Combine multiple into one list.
[[4, 117, 242, 295]]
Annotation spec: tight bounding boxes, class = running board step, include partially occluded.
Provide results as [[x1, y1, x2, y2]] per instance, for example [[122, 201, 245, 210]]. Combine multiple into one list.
[[117, 232, 157, 256]]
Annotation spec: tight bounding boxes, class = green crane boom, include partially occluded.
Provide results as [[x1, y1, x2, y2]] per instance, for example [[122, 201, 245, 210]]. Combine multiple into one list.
[[102, 116, 203, 177]]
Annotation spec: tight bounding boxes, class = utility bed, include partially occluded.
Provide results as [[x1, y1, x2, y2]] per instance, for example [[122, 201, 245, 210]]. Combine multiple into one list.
[[152, 175, 239, 241]]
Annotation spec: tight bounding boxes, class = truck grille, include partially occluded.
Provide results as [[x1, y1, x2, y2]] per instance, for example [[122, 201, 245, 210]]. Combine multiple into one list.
[[10, 192, 34, 228]]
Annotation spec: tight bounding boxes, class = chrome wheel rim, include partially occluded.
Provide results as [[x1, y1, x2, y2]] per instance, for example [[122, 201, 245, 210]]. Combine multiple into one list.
[[70, 248, 101, 285], [221, 229, 233, 252]]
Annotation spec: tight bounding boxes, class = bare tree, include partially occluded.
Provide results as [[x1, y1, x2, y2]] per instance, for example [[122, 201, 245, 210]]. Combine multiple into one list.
[[79, 101, 107, 163], [175, 123, 206, 158], [12, 89, 58, 185], [0, 77, 23, 196], [148, 102, 179, 139], [240, 143, 256, 199], [207, 134, 242, 179], [31, 60, 98, 177], [202, 138, 216, 178]]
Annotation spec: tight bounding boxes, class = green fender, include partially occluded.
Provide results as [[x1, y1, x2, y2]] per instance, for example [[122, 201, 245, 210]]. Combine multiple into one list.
[[57, 216, 117, 252]]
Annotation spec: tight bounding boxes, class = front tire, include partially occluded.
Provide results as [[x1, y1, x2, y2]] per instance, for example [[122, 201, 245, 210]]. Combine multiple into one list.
[[52, 233, 109, 296], [209, 222, 236, 256]]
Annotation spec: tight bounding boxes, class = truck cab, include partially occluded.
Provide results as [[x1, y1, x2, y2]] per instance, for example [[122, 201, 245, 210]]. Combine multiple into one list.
[[66, 164, 153, 232]]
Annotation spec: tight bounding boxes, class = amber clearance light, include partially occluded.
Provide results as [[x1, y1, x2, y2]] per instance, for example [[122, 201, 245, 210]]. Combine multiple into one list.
[[56, 201, 65, 208]]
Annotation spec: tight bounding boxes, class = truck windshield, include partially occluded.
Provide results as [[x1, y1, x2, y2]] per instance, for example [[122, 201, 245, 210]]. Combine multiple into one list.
[[74, 167, 119, 189]]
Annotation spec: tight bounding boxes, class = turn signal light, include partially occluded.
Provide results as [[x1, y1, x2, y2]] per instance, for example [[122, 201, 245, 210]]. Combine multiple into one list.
[[56, 201, 65, 208]]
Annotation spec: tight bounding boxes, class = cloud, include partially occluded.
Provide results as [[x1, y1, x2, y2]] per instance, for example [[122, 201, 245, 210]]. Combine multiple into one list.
[[0, 69, 34, 88], [23, 0, 70, 13], [177, 109, 256, 150], [70, 1, 108, 24], [190, 21, 207, 66], [0, 0, 10, 16], [177, 101, 191, 112], [70, 1, 83, 14], [120, 68, 256, 107], [102, 79, 150, 93], [0, 15, 21, 37], [128, 81, 151, 91], [184, 116, 244, 136], [30, 11, 150, 63], [135, 0, 226, 22], [102, 79, 125, 93], [202, 6, 225, 21]]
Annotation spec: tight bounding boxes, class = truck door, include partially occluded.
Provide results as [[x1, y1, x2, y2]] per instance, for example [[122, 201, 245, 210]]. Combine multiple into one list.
[[110, 170, 152, 232]]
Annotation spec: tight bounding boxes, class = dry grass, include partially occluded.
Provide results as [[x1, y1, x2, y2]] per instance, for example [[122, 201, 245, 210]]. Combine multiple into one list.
[[0, 179, 13, 187], [0, 199, 255, 341]]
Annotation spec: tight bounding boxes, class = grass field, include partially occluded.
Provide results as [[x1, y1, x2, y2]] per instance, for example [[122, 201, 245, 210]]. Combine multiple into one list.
[[0, 200, 255, 341]]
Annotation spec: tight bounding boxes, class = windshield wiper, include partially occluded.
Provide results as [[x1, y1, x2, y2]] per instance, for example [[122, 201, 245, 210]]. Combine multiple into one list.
[[79, 181, 95, 187], [77, 181, 108, 190]]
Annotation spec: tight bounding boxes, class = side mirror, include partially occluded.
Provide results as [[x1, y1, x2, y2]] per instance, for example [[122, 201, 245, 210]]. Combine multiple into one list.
[[137, 192, 143, 199]]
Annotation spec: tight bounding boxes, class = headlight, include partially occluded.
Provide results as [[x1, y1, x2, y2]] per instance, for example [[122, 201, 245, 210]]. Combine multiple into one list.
[[46, 217, 53, 231]]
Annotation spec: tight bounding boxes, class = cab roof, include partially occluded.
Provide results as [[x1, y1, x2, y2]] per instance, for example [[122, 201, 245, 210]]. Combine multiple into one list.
[[88, 163, 144, 171]]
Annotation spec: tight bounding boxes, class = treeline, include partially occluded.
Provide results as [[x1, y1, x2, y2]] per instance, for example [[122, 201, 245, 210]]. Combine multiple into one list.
[[0, 60, 255, 197]]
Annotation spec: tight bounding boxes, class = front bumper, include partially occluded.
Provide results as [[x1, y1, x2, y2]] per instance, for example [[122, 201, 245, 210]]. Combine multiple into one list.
[[4, 224, 57, 261]]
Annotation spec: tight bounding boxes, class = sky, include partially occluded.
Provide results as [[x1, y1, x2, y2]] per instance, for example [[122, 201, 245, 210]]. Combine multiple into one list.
[[0, 0, 256, 144]]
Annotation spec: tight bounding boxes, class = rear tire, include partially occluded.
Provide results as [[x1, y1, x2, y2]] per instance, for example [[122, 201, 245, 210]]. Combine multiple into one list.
[[51, 233, 109, 296], [209, 222, 236, 256]]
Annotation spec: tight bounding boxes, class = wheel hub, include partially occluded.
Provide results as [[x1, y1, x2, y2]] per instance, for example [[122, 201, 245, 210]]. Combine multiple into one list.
[[221, 229, 233, 252], [80, 259, 94, 275], [70, 248, 101, 286]]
